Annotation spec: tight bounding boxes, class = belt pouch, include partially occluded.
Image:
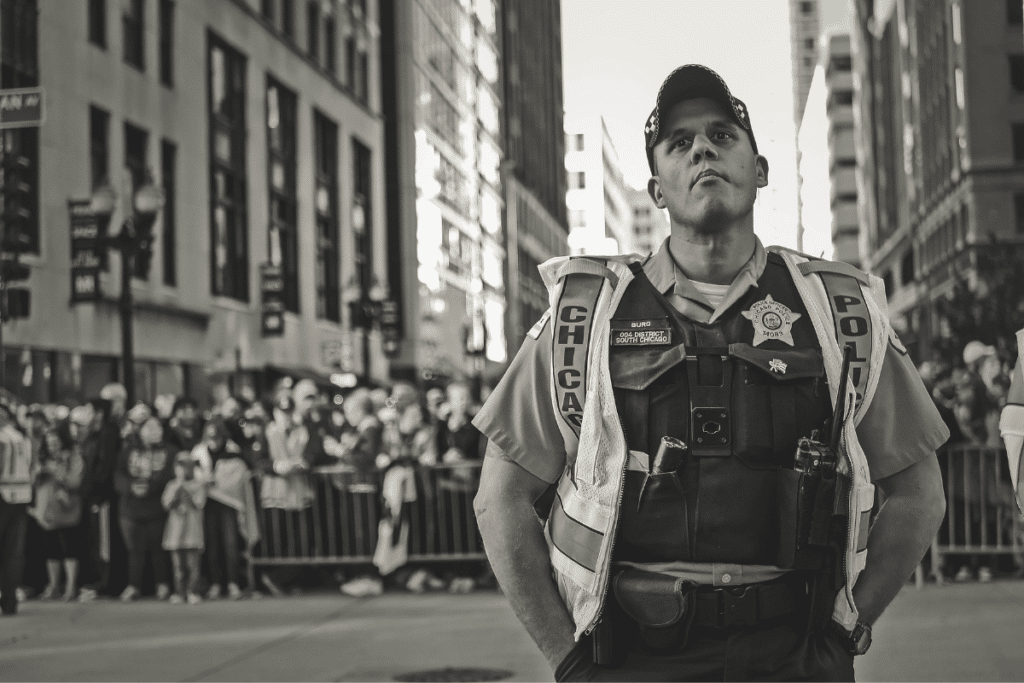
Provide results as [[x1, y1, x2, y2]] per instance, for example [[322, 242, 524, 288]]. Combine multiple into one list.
[[612, 569, 696, 652], [776, 468, 823, 569]]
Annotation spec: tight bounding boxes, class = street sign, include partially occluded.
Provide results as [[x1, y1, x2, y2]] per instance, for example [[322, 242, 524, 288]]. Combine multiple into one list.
[[260, 262, 285, 336], [0, 87, 45, 129], [69, 199, 104, 303]]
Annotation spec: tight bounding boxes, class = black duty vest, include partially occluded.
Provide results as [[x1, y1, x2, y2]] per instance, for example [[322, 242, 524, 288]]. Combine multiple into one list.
[[610, 253, 833, 566]]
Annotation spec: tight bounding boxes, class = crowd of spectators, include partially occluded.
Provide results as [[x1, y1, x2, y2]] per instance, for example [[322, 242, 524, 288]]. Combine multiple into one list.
[[0, 376, 490, 615], [918, 340, 1024, 583]]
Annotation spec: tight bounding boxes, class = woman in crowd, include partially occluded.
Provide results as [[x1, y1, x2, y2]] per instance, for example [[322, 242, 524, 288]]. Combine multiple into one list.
[[29, 422, 86, 601], [114, 414, 175, 601]]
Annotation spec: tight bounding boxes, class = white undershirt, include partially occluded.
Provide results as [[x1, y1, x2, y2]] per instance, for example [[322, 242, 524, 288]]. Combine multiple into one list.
[[691, 280, 731, 310]]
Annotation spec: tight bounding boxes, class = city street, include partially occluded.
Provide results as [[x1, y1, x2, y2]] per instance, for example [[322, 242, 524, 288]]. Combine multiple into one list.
[[1, 580, 1024, 682]]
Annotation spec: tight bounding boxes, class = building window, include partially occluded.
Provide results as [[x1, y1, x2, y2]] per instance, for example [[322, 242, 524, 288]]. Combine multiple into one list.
[[831, 55, 852, 71], [1010, 0, 1024, 25], [124, 122, 149, 279], [307, 0, 319, 61], [324, 13, 336, 75], [570, 133, 584, 151], [261, 0, 273, 21], [208, 34, 249, 301], [88, 0, 106, 48], [159, 0, 174, 87], [1013, 123, 1024, 161], [347, 36, 368, 102], [89, 105, 110, 190], [832, 90, 854, 106], [267, 78, 299, 313], [1011, 55, 1024, 92], [281, 0, 294, 38], [161, 139, 177, 287], [800, 1, 814, 14], [569, 171, 585, 189], [313, 111, 340, 321], [353, 137, 373, 306], [1015, 194, 1024, 233], [123, 0, 144, 69], [900, 250, 914, 285], [804, 37, 815, 49]]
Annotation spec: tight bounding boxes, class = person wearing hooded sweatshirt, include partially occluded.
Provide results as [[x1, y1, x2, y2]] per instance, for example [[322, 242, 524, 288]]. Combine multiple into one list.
[[114, 414, 175, 601], [193, 418, 260, 600]]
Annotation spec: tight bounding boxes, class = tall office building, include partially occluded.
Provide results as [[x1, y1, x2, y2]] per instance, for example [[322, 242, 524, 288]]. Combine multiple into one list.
[[625, 186, 670, 256], [852, 0, 1024, 358], [790, 0, 822, 127], [791, 1, 857, 257], [380, 0, 507, 387], [501, 0, 569, 352], [0, 0, 385, 406], [564, 115, 631, 256]]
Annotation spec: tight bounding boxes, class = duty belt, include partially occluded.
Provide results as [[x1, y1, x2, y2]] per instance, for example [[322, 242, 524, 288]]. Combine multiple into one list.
[[693, 580, 801, 628]]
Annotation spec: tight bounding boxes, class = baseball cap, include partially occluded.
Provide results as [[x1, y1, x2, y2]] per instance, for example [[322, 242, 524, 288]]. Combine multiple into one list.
[[644, 64, 758, 175]]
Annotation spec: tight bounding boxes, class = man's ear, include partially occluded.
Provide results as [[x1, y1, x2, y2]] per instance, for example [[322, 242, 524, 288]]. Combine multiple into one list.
[[648, 176, 667, 209], [755, 155, 769, 188]]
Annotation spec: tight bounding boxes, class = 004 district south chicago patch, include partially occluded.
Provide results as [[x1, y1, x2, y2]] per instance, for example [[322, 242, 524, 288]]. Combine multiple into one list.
[[609, 318, 672, 346]]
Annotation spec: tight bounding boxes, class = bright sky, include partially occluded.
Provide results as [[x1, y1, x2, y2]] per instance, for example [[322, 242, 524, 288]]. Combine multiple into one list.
[[560, 0, 801, 250]]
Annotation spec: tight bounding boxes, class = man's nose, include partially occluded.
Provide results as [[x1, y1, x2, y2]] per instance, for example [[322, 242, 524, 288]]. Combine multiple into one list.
[[690, 134, 718, 163]]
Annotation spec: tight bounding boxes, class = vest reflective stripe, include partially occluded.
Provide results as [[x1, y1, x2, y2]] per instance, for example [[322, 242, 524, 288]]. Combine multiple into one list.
[[551, 272, 605, 466], [797, 259, 870, 286], [818, 272, 872, 415], [549, 491, 605, 573]]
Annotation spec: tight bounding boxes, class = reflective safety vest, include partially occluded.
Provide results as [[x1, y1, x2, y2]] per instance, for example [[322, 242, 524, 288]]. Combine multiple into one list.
[[1000, 328, 1024, 514], [0, 425, 33, 505], [534, 247, 886, 640]]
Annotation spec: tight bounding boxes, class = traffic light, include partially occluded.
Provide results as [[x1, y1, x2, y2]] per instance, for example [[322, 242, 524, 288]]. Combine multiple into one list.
[[2, 151, 35, 254], [0, 254, 30, 283]]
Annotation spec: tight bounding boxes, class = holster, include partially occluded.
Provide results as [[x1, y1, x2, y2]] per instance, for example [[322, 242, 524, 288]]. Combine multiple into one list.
[[611, 569, 697, 653]]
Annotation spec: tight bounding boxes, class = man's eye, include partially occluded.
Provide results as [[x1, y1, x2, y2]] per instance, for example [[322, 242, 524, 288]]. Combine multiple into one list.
[[672, 138, 691, 150], [714, 131, 733, 140]]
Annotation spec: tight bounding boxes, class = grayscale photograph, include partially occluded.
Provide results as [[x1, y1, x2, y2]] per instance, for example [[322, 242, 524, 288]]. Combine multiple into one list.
[[0, 0, 1023, 681]]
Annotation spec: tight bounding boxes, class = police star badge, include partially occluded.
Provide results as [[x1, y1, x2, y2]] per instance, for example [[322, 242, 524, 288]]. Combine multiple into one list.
[[741, 295, 802, 347]]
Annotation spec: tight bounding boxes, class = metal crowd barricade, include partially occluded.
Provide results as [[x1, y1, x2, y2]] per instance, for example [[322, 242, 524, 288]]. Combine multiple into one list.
[[927, 444, 1023, 585], [249, 461, 487, 570]]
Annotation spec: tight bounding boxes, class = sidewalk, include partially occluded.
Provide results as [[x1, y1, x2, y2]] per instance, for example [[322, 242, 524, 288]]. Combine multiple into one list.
[[1, 580, 1023, 681]]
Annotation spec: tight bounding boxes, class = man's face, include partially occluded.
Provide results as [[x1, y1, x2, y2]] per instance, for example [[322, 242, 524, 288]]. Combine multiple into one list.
[[648, 98, 768, 232]]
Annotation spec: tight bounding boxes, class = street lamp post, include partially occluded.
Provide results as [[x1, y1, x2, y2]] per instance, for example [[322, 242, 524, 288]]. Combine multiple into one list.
[[90, 176, 164, 407]]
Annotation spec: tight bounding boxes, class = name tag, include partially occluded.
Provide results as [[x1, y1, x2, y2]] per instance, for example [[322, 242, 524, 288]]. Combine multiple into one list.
[[610, 318, 672, 346]]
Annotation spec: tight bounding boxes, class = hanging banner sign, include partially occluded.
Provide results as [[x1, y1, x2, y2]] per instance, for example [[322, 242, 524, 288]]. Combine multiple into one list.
[[260, 263, 285, 337], [69, 199, 104, 303]]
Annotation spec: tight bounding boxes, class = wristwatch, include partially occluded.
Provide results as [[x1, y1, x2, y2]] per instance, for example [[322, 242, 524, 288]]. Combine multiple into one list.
[[830, 619, 872, 656]]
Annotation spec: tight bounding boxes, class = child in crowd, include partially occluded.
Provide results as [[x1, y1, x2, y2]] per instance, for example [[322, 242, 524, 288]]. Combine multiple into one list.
[[115, 414, 175, 601], [29, 423, 85, 601], [162, 452, 206, 605]]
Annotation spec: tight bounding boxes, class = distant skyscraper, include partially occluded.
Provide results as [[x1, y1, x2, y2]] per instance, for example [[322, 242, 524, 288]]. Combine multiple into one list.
[[790, 0, 822, 127], [625, 187, 670, 256], [564, 116, 632, 256], [502, 0, 570, 351], [380, 0, 507, 386]]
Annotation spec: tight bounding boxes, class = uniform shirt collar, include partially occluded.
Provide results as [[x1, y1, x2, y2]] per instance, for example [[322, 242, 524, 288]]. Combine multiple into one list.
[[643, 235, 768, 323]]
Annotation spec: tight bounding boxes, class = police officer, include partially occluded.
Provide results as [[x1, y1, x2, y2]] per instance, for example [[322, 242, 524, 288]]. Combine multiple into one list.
[[1001, 329, 1024, 514], [0, 398, 33, 616], [473, 65, 949, 681]]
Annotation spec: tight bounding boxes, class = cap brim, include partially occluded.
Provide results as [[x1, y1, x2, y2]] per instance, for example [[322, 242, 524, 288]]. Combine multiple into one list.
[[656, 66, 735, 130]]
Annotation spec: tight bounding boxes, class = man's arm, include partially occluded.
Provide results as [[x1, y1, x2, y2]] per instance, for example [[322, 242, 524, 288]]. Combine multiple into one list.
[[850, 454, 946, 625], [474, 443, 578, 670]]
